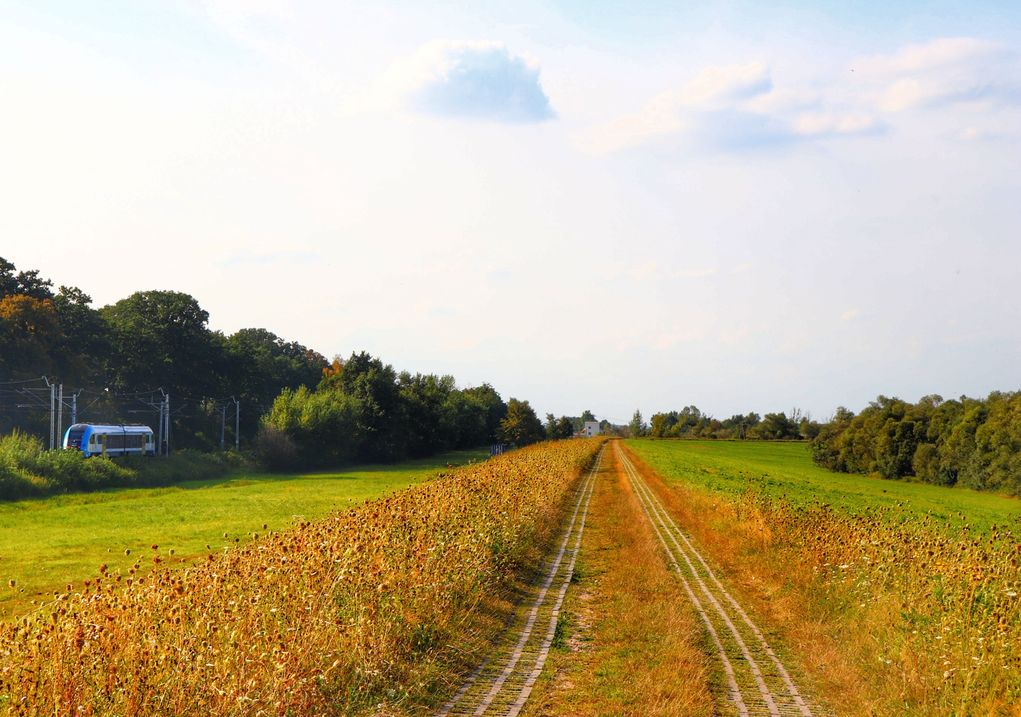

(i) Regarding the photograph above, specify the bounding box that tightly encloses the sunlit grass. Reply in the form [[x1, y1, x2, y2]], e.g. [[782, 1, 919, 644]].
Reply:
[[0, 449, 487, 619], [628, 439, 1021, 533], [625, 440, 1021, 715]]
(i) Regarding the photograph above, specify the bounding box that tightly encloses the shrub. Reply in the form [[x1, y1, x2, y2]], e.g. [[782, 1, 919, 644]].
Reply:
[[0, 431, 241, 501], [252, 423, 300, 471]]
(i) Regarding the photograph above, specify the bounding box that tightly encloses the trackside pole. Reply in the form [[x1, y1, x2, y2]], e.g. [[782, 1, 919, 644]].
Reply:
[[56, 384, 63, 448], [45, 378, 55, 450]]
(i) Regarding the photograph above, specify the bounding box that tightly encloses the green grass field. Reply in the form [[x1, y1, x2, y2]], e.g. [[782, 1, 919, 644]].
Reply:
[[0, 449, 487, 619], [625, 439, 1021, 534]]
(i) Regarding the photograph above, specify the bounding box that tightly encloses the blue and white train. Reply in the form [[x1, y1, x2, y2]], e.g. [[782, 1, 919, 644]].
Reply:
[[62, 423, 156, 457]]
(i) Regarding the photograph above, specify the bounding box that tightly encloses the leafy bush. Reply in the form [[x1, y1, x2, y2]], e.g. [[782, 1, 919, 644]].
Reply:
[[252, 424, 299, 471], [33, 448, 132, 492]]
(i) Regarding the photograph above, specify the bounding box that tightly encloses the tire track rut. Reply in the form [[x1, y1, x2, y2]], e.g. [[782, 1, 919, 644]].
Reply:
[[617, 442, 820, 717], [437, 445, 604, 717]]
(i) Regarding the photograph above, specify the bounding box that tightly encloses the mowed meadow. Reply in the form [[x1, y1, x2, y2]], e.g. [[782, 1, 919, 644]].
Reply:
[[632, 440, 1021, 533], [0, 449, 487, 620], [626, 439, 1021, 715], [0, 439, 603, 715]]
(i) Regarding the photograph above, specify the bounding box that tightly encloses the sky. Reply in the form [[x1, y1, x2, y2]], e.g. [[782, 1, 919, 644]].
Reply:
[[1, 0, 1019, 424]]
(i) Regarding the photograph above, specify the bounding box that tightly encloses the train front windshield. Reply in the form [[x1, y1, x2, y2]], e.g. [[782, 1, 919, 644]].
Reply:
[[66, 427, 86, 449]]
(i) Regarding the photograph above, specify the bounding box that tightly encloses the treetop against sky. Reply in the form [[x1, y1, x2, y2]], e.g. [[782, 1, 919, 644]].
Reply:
[[1, 0, 1019, 422]]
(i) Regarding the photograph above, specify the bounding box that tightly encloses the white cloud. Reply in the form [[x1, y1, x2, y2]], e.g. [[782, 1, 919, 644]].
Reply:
[[680, 62, 772, 109], [856, 37, 1003, 76], [841, 308, 861, 321], [576, 36, 1021, 155], [744, 88, 820, 114], [854, 37, 1021, 112], [575, 62, 773, 153], [391, 41, 554, 123]]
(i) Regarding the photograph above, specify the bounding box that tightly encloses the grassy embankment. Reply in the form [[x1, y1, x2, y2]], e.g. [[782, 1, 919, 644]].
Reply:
[[0, 448, 487, 619], [627, 439, 1021, 716], [0, 439, 601, 716]]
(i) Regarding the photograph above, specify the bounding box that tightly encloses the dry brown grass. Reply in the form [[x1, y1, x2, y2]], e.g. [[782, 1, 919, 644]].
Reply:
[[523, 444, 713, 717], [0, 439, 603, 716], [622, 445, 1021, 717]]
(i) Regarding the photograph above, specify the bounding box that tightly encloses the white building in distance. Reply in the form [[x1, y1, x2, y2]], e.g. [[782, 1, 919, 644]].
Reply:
[[580, 421, 601, 437]]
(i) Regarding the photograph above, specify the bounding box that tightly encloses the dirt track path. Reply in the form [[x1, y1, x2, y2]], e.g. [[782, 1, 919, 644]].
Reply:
[[436, 446, 604, 717], [616, 442, 822, 717]]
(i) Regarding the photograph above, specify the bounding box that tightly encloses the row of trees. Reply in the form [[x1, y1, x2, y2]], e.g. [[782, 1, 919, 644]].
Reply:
[[0, 257, 525, 461], [639, 406, 820, 440], [1, 256, 328, 448], [262, 352, 514, 467], [262, 356, 602, 467], [810, 393, 1021, 494]]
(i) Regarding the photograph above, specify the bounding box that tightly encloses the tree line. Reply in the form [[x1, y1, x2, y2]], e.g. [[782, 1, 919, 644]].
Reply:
[[640, 406, 820, 440], [0, 257, 532, 464], [261, 359, 604, 468], [260, 352, 514, 467], [810, 393, 1021, 494], [0, 256, 327, 448]]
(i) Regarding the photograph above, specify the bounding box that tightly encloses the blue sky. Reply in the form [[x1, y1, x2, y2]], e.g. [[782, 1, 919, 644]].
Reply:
[[1, 0, 1019, 424]]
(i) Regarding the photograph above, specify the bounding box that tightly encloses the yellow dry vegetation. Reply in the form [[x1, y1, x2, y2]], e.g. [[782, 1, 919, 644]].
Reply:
[[0, 439, 603, 716], [623, 446, 1021, 716]]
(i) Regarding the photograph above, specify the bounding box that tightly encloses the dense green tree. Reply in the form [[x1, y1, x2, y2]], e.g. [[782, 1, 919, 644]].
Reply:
[[750, 412, 801, 440], [650, 411, 676, 437], [499, 398, 544, 446], [0, 295, 61, 378], [51, 287, 111, 385], [320, 351, 408, 461], [264, 386, 364, 465], [400, 372, 458, 458], [224, 328, 327, 438], [545, 413, 574, 440], [628, 410, 647, 438], [0, 258, 518, 462], [101, 291, 224, 399], [0, 258, 53, 300], [811, 392, 1021, 495]]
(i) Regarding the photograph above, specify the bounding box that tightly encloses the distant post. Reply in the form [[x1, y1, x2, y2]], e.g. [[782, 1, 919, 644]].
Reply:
[[56, 384, 63, 448], [43, 377, 55, 450]]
